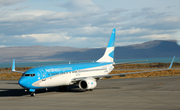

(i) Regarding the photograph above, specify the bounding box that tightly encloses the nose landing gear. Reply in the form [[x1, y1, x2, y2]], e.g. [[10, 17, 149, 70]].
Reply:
[[30, 92, 35, 97], [29, 89, 36, 97]]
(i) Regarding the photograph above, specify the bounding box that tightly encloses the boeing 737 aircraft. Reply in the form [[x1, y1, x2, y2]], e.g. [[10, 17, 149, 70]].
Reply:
[[12, 28, 175, 96]]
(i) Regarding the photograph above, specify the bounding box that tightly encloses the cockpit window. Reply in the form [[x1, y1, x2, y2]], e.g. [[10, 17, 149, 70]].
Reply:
[[23, 74, 35, 77]]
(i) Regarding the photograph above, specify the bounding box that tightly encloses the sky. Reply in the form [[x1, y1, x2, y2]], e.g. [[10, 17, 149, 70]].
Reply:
[[0, 0, 180, 48]]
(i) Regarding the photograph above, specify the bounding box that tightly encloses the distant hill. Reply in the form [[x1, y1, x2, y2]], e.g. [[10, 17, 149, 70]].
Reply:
[[115, 40, 180, 59], [48, 40, 180, 61], [0, 40, 180, 63], [0, 46, 87, 63]]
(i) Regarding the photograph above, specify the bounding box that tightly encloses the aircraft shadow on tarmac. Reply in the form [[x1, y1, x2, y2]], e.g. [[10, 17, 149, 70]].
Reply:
[[7, 83, 20, 85], [0, 89, 29, 97], [0, 86, 85, 97]]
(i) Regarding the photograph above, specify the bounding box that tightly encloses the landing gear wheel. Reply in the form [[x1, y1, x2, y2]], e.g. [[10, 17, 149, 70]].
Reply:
[[89, 89, 93, 91], [59, 86, 67, 92], [30, 92, 35, 97]]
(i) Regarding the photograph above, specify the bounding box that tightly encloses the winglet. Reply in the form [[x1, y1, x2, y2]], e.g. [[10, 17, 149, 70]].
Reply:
[[11, 59, 24, 73], [12, 59, 16, 71], [168, 56, 175, 69]]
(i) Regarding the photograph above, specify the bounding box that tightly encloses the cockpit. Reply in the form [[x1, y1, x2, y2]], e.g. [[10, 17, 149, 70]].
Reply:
[[22, 73, 35, 77]]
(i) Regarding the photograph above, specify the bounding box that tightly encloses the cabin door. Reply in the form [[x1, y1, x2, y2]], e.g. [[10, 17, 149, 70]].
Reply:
[[40, 69, 46, 81]]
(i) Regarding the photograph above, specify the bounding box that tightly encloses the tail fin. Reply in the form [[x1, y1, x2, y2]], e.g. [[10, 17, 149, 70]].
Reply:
[[96, 28, 116, 62]]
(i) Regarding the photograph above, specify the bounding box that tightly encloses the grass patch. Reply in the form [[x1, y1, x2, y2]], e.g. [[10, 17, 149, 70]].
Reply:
[[108, 69, 180, 79]]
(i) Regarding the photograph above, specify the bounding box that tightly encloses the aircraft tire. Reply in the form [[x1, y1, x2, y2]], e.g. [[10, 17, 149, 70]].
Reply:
[[30, 92, 35, 97]]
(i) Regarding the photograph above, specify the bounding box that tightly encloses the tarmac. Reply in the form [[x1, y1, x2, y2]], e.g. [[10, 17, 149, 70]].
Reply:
[[0, 76, 180, 110]]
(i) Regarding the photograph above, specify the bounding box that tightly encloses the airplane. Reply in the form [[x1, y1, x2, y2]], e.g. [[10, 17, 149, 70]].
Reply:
[[12, 28, 175, 97]]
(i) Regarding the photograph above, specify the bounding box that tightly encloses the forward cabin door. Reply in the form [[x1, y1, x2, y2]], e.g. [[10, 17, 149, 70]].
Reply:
[[40, 69, 46, 81]]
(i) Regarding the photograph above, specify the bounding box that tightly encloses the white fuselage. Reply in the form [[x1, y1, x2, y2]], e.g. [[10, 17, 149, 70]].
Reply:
[[32, 64, 114, 87]]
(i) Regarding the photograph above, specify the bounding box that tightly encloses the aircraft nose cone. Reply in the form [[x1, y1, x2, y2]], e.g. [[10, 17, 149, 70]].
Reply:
[[18, 78, 26, 88]]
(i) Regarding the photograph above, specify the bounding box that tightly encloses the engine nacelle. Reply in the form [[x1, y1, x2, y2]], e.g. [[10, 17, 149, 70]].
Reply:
[[79, 78, 97, 90]]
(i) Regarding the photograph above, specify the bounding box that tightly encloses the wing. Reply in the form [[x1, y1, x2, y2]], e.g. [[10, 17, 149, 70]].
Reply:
[[71, 56, 175, 82], [113, 60, 148, 65]]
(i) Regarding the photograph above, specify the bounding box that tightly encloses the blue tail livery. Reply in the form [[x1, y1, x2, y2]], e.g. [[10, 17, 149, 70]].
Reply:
[[12, 29, 175, 96]]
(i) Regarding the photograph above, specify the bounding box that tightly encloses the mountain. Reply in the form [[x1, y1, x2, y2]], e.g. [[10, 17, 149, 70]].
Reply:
[[0, 40, 180, 63], [115, 40, 180, 59], [48, 40, 180, 61], [0, 46, 88, 63]]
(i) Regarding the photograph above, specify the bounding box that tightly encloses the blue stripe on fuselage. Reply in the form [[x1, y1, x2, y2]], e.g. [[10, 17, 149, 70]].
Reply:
[[31, 62, 113, 74]]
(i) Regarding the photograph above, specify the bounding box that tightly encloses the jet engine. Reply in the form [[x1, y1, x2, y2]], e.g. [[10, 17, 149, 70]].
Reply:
[[79, 78, 97, 90]]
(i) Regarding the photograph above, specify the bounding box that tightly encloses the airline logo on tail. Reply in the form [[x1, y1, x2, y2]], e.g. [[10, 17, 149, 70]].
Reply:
[[97, 28, 116, 62]]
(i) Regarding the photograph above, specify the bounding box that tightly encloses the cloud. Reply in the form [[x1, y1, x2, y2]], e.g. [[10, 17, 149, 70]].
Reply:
[[117, 28, 149, 35], [0, 0, 180, 47], [108, 8, 128, 15], [0, 34, 36, 46], [58, 0, 100, 12], [14, 6, 29, 11], [131, 7, 167, 19], [18, 33, 71, 43], [0, 0, 26, 7], [0, 45, 8, 48], [140, 34, 172, 40], [167, 5, 176, 9], [174, 30, 180, 45], [12, 32, 109, 47]]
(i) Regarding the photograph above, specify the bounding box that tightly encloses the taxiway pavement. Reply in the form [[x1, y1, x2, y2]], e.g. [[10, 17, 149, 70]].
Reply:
[[0, 76, 180, 110]]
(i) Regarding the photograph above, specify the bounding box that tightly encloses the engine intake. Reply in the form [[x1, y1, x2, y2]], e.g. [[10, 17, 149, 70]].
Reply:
[[79, 78, 97, 90]]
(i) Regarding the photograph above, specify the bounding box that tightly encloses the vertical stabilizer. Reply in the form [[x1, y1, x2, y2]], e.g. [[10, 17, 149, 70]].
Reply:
[[96, 28, 116, 62]]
